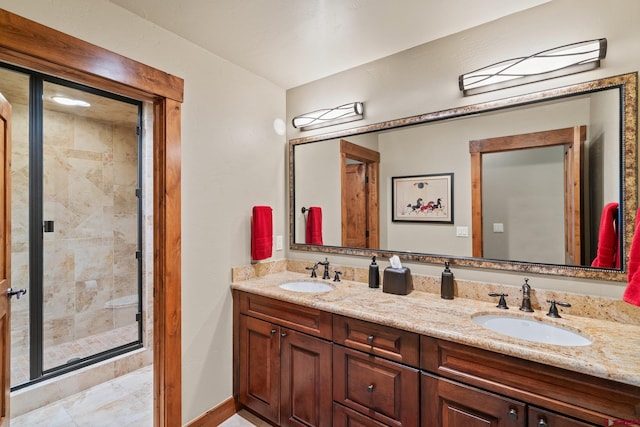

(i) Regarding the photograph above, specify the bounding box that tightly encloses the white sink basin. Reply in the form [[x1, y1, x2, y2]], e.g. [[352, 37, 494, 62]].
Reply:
[[472, 314, 592, 346], [279, 281, 334, 293]]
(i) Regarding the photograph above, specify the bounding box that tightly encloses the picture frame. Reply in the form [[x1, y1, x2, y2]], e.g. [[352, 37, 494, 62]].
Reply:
[[392, 173, 454, 223]]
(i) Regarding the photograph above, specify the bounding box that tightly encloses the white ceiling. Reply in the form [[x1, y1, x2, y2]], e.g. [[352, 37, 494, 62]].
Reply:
[[108, 0, 550, 89]]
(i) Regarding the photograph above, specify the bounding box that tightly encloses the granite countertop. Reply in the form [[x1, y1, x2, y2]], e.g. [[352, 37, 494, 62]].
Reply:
[[231, 271, 640, 388]]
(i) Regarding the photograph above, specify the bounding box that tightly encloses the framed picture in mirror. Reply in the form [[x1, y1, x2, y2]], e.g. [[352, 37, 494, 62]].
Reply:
[[392, 173, 454, 223]]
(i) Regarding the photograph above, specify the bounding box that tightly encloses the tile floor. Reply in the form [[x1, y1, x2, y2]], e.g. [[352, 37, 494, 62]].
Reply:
[[11, 364, 152, 427], [11, 363, 265, 427]]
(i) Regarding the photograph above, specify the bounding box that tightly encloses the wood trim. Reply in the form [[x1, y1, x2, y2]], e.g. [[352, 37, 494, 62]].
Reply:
[[0, 9, 183, 102], [185, 397, 237, 427], [469, 126, 585, 262], [0, 9, 183, 427], [154, 99, 183, 426], [340, 139, 380, 249]]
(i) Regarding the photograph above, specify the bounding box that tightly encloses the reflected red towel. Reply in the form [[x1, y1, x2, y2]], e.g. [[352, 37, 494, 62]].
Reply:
[[624, 208, 640, 306], [251, 206, 272, 261], [591, 202, 620, 268], [305, 207, 323, 245]]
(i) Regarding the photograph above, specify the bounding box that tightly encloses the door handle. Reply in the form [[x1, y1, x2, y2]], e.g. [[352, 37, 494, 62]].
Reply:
[[7, 288, 27, 300]]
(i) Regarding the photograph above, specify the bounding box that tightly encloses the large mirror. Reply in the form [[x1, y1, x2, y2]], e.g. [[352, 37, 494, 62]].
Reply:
[[290, 73, 637, 281]]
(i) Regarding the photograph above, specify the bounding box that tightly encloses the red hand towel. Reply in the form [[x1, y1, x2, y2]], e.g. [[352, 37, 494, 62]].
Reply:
[[624, 208, 640, 306], [305, 207, 323, 245], [591, 202, 620, 268], [251, 206, 272, 261]]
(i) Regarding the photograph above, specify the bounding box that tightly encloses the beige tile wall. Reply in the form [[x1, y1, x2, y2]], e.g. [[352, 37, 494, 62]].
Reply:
[[10, 101, 143, 378]]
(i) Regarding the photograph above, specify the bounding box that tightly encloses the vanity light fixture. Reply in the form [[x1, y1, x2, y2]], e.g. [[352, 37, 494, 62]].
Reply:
[[459, 38, 607, 96], [292, 101, 364, 131], [52, 95, 91, 107]]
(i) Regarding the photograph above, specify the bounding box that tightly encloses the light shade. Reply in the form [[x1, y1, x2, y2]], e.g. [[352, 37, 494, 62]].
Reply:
[[292, 102, 364, 131], [459, 38, 607, 96]]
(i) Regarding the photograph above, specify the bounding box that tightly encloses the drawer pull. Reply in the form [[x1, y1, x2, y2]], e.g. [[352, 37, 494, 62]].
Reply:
[[367, 335, 374, 344], [537, 419, 548, 427], [508, 408, 518, 420], [367, 384, 375, 392]]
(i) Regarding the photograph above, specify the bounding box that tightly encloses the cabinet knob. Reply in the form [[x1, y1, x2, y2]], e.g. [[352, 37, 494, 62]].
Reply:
[[367, 384, 375, 392], [270, 329, 277, 335], [281, 332, 287, 337], [537, 418, 548, 427], [508, 408, 518, 420], [367, 335, 374, 344]]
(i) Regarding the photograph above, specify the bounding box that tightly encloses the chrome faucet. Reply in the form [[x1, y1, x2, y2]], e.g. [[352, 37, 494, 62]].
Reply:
[[318, 258, 330, 280], [519, 278, 534, 312]]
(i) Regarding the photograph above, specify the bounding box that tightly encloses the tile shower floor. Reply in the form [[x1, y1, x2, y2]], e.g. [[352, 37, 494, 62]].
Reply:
[[12, 323, 139, 386], [12, 362, 265, 427]]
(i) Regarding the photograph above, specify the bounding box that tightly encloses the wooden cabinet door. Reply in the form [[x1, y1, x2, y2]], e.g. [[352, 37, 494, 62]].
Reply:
[[280, 328, 332, 427], [238, 315, 280, 424], [422, 373, 526, 427], [529, 406, 598, 427]]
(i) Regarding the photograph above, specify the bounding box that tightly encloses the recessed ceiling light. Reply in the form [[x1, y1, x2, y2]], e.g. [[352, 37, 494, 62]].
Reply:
[[52, 96, 91, 107]]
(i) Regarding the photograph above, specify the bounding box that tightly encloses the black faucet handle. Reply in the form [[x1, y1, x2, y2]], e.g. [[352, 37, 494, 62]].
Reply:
[[489, 292, 509, 309], [546, 299, 571, 318], [333, 271, 342, 282], [305, 263, 319, 278]]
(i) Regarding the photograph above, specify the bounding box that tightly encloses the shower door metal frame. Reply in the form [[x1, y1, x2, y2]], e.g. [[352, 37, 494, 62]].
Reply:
[[2, 63, 145, 389]]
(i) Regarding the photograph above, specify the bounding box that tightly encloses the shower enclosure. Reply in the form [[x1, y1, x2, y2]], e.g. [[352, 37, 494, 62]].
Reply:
[[0, 64, 143, 389]]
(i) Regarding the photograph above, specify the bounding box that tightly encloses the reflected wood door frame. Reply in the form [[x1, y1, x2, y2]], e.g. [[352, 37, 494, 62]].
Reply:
[[469, 126, 586, 264], [0, 9, 183, 426], [340, 139, 380, 249]]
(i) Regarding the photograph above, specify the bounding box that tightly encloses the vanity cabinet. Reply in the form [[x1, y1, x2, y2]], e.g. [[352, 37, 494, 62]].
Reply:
[[420, 336, 640, 426], [333, 315, 420, 427], [235, 291, 333, 426], [234, 291, 640, 427]]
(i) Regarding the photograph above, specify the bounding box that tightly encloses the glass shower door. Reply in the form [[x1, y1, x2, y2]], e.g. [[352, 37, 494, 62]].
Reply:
[[41, 81, 141, 372]]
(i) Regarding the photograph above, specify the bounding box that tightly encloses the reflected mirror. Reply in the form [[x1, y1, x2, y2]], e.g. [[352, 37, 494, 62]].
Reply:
[[290, 73, 637, 281]]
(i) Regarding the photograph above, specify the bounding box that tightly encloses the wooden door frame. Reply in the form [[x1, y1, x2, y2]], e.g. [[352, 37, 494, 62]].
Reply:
[[340, 139, 380, 249], [0, 9, 183, 426], [469, 126, 585, 264]]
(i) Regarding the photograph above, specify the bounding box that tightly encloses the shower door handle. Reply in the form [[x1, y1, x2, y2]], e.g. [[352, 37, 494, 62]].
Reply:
[[43, 220, 54, 233], [7, 288, 27, 300]]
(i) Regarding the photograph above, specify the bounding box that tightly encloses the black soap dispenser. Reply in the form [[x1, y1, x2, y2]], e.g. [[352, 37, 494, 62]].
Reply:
[[368, 256, 380, 288], [441, 261, 454, 299]]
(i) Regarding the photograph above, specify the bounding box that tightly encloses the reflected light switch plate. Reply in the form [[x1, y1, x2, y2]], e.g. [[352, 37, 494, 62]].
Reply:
[[493, 223, 504, 233], [275, 235, 283, 251], [456, 226, 469, 237]]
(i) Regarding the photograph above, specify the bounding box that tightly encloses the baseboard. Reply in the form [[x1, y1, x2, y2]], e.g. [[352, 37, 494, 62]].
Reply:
[[185, 397, 237, 427]]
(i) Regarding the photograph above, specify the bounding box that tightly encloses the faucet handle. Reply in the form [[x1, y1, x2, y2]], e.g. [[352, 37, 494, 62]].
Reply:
[[305, 263, 319, 278], [333, 271, 342, 282], [489, 292, 509, 309], [546, 299, 571, 318]]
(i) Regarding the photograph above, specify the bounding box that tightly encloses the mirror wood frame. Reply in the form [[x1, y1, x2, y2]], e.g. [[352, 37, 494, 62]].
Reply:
[[289, 72, 637, 281]]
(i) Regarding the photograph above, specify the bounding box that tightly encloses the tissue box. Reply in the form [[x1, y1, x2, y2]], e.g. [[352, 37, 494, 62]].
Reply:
[[383, 267, 413, 295]]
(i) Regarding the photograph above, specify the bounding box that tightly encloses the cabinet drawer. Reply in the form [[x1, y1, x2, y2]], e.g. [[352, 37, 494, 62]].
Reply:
[[529, 406, 598, 427], [237, 291, 332, 339], [333, 315, 419, 367], [333, 345, 419, 427], [333, 403, 389, 427], [421, 373, 526, 427]]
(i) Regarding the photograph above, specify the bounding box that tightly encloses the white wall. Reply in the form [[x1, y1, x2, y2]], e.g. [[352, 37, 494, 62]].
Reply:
[[286, 0, 640, 298], [0, 0, 286, 423]]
